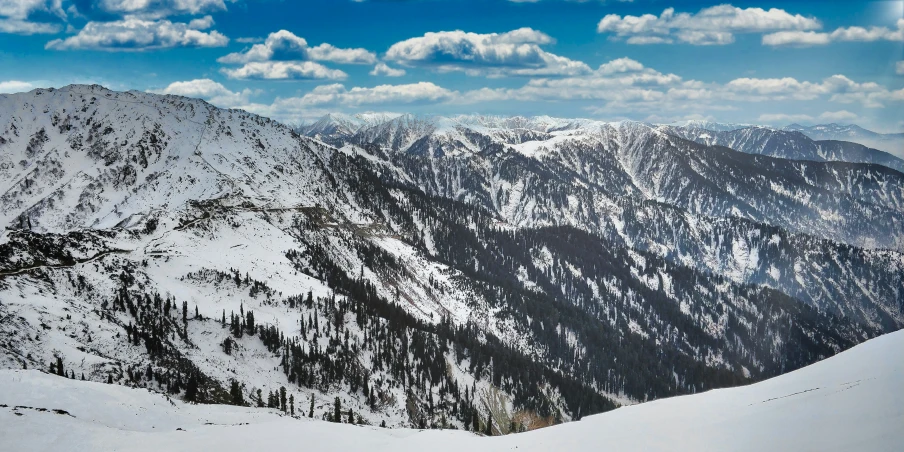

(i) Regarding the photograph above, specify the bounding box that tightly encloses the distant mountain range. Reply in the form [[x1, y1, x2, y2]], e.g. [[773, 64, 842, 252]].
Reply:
[[782, 123, 904, 158]]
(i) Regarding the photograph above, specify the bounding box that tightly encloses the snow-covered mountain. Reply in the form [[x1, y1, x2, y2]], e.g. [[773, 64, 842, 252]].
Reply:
[[0, 86, 901, 434], [783, 123, 904, 158], [660, 124, 904, 173], [2, 328, 901, 451]]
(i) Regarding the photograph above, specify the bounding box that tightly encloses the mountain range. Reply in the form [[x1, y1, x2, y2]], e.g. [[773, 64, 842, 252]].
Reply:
[[0, 85, 901, 433]]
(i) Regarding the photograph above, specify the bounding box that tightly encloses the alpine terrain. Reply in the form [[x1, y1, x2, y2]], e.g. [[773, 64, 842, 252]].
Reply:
[[0, 85, 901, 441]]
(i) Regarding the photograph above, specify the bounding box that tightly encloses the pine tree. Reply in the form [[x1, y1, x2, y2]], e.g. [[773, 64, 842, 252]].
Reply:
[[257, 389, 264, 407], [280, 386, 287, 413], [230, 380, 244, 406], [185, 373, 199, 403], [289, 394, 295, 416], [246, 311, 255, 335], [309, 393, 315, 418], [484, 416, 493, 436], [333, 397, 341, 423], [56, 356, 64, 377]]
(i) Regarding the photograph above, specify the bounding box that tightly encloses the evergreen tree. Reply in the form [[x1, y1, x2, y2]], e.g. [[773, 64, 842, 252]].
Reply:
[[55, 356, 64, 377], [280, 386, 287, 413], [484, 416, 493, 436], [246, 311, 255, 335], [333, 397, 341, 423], [289, 394, 295, 416], [230, 380, 244, 406], [184, 373, 199, 403], [309, 393, 315, 418]]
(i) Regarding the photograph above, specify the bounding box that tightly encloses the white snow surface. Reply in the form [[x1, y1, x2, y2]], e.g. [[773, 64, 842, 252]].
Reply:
[[2, 329, 902, 452]]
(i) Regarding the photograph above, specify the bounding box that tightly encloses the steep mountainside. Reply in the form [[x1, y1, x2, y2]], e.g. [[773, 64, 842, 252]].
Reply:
[[309, 115, 904, 327], [0, 87, 900, 432]]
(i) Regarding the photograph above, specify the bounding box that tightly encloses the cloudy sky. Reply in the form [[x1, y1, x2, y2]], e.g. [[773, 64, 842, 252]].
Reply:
[[0, 0, 902, 130]]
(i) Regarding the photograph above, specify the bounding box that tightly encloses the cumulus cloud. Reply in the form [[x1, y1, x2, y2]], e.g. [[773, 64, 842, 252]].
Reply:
[[384, 28, 590, 77], [723, 75, 894, 107], [370, 62, 406, 77], [723, 75, 891, 107], [818, 110, 858, 121], [45, 17, 228, 50], [597, 4, 820, 45], [71, 0, 229, 19], [757, 110, 860, 126], [221, 61, 347, 80], [218, 30, 376, 65], [295, 82, 455, 106], [0, 0, 64, 34], [217, 30, 374, 80], [239, 82, 455, 124], [763, 19, 904, 46], [757, 113, 814, 123], [0, 80, 37, 93], [463, 57, 683, 105], [445, 57, 904, 122], [152, 78, 256, 107]]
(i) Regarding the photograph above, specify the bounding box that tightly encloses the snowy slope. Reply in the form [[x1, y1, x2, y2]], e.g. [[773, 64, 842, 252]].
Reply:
[[1, 86, 901, 433], [1, 329, 901, 452]]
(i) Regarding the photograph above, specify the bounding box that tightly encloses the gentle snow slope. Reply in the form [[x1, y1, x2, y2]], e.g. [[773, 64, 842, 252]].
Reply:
[[2, 330, 902, 452]]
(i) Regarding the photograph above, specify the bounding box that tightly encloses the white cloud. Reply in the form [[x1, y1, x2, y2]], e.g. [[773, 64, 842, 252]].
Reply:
[[221, 61, 347, 80], [897, 61, 904, 75], [239, 82, 455, 124], [723, 75, 887, 106], [218, 30, 376, 65], [762, 31, 831, 46], [0, 18, 60, 34], [45, 18, 228, 51], [188, 15, 214, 30], [74, 0, 228, 19], [385, 28, 590, 77], [476, 57, 683, 104], [446, 58, 904, 120], [763, 19, 904, 46], [152, 78, 256, 107], [757, 110, 859, 126], [0, 80, 37, 93], [818, 110, 858, 122], [295, 82, 455, 106], [370, 62, 406, 77], [598, 4, 820, 45], [757, 113, 814, 123], [308, 43, 376, 65], [0, 0, 63, 34]]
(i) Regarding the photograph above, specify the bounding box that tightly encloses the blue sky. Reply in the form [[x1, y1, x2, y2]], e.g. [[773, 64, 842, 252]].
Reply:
[[0, 0, 902, 131]]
